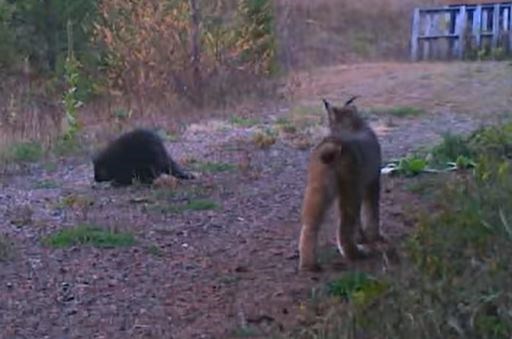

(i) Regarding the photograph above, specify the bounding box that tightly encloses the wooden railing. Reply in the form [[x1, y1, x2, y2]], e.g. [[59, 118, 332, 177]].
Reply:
[[411, 2, 512, 60]]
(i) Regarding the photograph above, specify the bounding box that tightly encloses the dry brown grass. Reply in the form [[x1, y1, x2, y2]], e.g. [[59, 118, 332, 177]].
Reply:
[[0, 76, 64, 153], [275, 0, 440, 70]]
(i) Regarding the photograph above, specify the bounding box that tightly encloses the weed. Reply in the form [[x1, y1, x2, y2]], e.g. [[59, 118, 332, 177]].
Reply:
[[52, 135, 82, 157], [43, 161, 58, 172], [394, 155, 427, 177], [230, 116, 259, 127], [57, 194, 94, 209], [191, 161, 236, 173], [43, 224, 135, 249], [0, 234, 14, 261], [429, 132, 473, 167], [283, 123, 512, 339], [112, 107, 132, 120], [370, 106, 426, 118], [252, 128, 277, 149], [155, 198, 219, 214], [2, 141, 43, 163], [34, 179, 59, 189], [147, 244, 163, 257], [276, 117, 297, 134], [231, 325, 260, 337], [405, 175, 444, 198], [183, 199, 219, 211], [328, 272, 388, 307]]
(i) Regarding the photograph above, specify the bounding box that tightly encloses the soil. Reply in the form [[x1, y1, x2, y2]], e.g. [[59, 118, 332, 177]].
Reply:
[[0, 61, 510, 339]]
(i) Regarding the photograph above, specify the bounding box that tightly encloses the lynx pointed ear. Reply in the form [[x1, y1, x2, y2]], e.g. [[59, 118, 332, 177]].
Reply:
[[344, 95, 359, 106], [322, 98, 331, 111]]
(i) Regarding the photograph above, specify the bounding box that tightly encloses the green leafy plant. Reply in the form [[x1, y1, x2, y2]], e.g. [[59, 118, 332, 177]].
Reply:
[[429, 132, 474, 167], [61, 20, 82, 141], [328, 271, 387, 307], [396, 156, 427, 177]]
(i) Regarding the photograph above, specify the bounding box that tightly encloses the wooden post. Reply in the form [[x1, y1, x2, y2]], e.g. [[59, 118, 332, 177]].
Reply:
[[509, 4, 512, 53], [473, 5, 482, 50], [455, 5, 467, 58], [492, 4, 500, 49], [424, 14, 433, 59], [411, 8, 421, 61], [503, 7, 509, 31], [482, 8, 488, 33]]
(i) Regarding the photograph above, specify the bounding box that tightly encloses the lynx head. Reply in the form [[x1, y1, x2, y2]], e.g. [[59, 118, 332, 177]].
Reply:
[[323, 97, 364, 133]]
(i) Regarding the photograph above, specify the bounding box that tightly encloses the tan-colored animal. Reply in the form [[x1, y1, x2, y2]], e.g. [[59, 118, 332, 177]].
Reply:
[[298, 99, 384, 271], [323, 96, 364, 134]]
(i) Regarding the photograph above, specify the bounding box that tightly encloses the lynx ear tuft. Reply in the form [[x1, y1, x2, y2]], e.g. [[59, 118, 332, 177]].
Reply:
[[344, 95, 359, 106], [322, 98, 331, 111]]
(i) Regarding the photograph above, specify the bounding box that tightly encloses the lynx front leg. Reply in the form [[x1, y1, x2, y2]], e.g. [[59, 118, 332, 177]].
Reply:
[[361, 178, 386, 244], [337, 192, 369, 261], [299, 184, 335, 272]]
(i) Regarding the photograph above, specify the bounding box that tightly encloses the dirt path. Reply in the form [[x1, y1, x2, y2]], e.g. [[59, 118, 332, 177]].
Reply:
[[0, 61, 509, 338]]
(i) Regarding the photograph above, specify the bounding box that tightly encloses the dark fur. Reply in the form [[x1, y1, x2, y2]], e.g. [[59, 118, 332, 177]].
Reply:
[[93, 128, 194, 186]]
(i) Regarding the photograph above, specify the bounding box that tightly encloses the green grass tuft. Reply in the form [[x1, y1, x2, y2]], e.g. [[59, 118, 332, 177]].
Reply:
[[370, 106, 426, 118], [43, 224, 135, 249], [192, 161, 236, 173], [230, 116, 259, 127], [3, 141, 44, 163], [0, 235, 14, 261], [34, 179, 59, 189], [182, 199, 219, 211]]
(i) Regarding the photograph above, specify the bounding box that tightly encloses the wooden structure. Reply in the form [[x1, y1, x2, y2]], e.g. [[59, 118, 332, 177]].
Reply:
[[411, 1, 512, 60]]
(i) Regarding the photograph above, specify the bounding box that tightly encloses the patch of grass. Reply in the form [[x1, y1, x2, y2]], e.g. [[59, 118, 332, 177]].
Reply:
[[2, 141, 44, 163], [405, 175, 445, 199], [191, 161, 236, 173], [43, 161, 58, 173], [182, 199, 219, 211], [112, 107, 133, 120], [230, 116, 259, 127], [57, 194, 94, 209], [0, 235, 14, 261], [152, 188, 178, 201], [328, 272, 388, 306], [275, 117, 297, 134], [284, 123, 512, 339], [43, 224, 135, 249], [34, 179, 59, 189], [370, 106, 426, 118], [287, 104, 322, 129], [252, 128, 277, 149], [429, 132, 473, 167], [146, 244, 163, 257], [52, 135, 82, 157], [155, 128, 179, 142], [154, 198, 220, 214], [231, 326, 261, 337], [391, 155, 427, 177]]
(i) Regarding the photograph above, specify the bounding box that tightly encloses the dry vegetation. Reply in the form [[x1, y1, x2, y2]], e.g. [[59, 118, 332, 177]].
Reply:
[[2, 0, 512, 338]]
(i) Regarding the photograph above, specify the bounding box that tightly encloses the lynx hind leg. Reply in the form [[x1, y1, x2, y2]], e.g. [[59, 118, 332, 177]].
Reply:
[[337, 192, 370, 261], [361, 178, 386, 244], [299, 184, 336, 272]]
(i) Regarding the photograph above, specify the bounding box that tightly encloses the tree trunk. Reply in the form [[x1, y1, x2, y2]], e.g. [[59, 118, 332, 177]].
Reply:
[[189, 0, 203, 107]]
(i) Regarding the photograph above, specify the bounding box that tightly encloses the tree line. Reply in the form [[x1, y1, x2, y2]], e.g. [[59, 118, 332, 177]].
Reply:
[[0, 0, 276, 106]]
